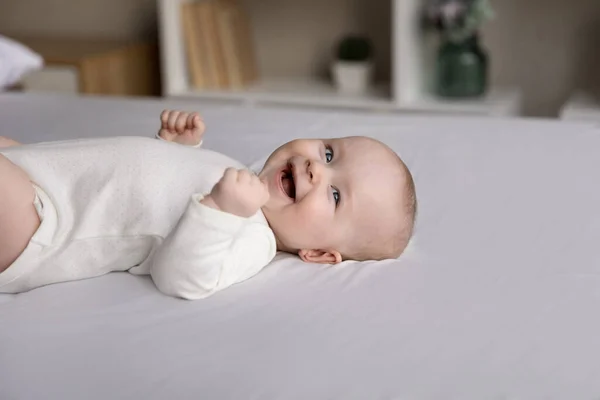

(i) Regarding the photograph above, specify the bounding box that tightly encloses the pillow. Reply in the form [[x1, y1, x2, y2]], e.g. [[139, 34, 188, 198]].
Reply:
[[0, 35, 43, 90]]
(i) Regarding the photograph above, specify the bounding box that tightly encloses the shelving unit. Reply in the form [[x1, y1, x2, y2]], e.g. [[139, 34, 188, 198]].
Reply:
[[13, 36, 159, 96], [560, 92, 600, 123], [158, 0, 522, 117], [173, 77, 392, 109]]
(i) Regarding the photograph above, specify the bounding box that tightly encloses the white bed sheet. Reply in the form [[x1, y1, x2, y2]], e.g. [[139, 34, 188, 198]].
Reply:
[[1, 93, 600, 399]]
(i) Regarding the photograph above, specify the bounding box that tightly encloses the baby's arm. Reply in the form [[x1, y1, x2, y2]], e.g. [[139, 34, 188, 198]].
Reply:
[[156, 110, 205, 147], [149, 168, 274, 300], [149, 194, 276, 300]]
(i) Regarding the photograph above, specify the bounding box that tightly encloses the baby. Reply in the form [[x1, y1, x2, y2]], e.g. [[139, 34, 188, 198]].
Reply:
[[0, 109, 417, 299]]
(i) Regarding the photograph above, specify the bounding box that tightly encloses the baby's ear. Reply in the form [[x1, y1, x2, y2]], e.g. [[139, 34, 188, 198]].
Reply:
[[298, 249, 342, 264]]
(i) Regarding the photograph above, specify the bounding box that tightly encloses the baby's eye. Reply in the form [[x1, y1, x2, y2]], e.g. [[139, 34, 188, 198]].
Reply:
[[332, 187, 340, 207], [325, 146, 334, 163]]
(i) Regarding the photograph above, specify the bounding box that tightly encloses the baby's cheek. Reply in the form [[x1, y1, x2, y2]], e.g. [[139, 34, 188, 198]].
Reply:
[[276, 208, 330, 250], [297, 204, 331, 237]]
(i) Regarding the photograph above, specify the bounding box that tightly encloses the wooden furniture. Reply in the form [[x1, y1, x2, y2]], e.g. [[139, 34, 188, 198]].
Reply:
[[158, 0, 522, 116], [14, 36, 160, 96]]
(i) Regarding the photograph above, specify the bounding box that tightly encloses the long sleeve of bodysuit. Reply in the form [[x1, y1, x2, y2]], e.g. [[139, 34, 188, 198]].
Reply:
[[150, 194, 277, 300]]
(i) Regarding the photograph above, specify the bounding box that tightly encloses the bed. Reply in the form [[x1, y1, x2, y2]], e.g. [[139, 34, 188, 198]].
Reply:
[[1, 92, 600, 399]]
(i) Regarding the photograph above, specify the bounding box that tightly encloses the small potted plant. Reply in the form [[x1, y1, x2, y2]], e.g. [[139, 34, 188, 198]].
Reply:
[[331, 35, 373, 95], [423, 0, 494, 98]]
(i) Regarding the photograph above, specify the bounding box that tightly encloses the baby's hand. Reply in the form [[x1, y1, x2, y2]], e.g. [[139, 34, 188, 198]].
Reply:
[[203, 168, 270, 218], [158, 110, 205, 147]]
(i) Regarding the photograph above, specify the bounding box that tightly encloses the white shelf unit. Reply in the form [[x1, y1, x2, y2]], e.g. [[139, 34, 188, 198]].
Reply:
[[559, 92, 600, 124], [174, 77, 393, 110], [158, 0, 522, 117]]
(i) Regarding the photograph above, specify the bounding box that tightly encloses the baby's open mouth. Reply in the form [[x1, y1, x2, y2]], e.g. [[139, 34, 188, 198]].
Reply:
[[281, 164, 296, 200]]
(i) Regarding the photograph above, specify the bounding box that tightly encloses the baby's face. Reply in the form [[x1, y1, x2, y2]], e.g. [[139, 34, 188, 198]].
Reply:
[[259, 136, 408, 263]]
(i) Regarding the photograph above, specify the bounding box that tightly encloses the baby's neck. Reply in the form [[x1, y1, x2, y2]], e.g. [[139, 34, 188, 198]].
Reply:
[[262, 211, 292, 253]]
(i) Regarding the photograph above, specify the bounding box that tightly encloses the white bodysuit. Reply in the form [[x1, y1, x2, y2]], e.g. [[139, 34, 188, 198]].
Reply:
[[0, 136, 277, 299]]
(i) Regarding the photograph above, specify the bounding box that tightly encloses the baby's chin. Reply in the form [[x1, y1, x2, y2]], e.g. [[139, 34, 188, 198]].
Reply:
[[257, 162, 276, 180], [257, 168, 268, 179]]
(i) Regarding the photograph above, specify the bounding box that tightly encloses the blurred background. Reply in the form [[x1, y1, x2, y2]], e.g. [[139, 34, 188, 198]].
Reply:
[[1, 0, 599, 119]]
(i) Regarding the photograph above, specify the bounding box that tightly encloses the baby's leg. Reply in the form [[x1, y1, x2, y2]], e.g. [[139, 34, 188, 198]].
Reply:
[[0, 154, 40, 273], [0, 136, 21, 148]]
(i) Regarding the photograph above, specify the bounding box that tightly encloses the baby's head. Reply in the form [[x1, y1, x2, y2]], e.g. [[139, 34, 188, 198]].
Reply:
[[259, 136, 416, 263]]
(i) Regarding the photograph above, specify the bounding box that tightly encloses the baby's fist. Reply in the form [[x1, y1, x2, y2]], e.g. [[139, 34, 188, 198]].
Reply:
[[208, 168, 270, 218], [158, 110, 205, 147]]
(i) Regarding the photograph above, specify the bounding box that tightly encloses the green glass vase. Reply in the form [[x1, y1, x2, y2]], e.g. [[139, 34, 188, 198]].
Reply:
[[435, 34, 488, 98]]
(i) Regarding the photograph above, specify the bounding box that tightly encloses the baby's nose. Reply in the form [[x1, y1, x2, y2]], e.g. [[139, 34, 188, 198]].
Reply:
[[305, 159, 313, 181], [305, 158, 325, 183], [291, 156, 323, 184]]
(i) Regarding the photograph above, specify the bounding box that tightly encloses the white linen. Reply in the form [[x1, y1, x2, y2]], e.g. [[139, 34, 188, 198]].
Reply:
[[1, 93, 600, 400]]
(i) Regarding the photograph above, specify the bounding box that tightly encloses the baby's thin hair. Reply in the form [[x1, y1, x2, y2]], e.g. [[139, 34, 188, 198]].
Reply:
[[397, 163, 417, 256], [344, 152, 417, 261]]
